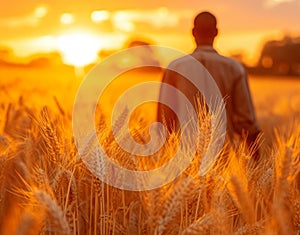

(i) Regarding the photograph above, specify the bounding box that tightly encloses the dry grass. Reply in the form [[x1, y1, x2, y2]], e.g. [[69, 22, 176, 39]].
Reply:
[[0, 73, 299, 235]]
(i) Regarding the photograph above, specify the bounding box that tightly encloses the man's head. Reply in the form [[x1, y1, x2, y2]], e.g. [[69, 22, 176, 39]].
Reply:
[[192, 11, 218, 46]]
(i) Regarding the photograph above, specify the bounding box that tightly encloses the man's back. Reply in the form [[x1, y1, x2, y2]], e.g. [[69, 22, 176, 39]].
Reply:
[[191, 46, 260, 140], [157, 11, 261, 149]]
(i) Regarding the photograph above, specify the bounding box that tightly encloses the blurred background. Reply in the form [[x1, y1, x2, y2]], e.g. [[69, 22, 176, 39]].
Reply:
[[0, 0, 299, 71]]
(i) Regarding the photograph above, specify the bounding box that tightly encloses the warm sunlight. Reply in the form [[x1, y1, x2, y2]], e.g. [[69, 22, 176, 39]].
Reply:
[[33, 5, 48, 18], [56, 33, 101, 67], [91, 10, 110, 23], [265, 0, 295, 7], [216, 30, 284, 66], [60, 13, 75, 25], [1, 1, 300, 234]]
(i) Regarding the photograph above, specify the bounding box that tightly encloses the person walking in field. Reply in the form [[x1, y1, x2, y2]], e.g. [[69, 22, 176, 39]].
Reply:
[[157, 11, 261, 159]]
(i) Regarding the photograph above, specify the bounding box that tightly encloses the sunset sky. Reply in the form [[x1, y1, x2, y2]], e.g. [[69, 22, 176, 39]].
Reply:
[[1, 0, 299, 66]]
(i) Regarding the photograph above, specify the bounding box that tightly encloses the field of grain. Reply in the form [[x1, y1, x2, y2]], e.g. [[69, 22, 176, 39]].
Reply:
[[0, 65, 299, 235]]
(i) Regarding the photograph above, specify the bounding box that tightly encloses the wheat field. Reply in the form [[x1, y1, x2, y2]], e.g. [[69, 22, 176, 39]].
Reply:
[[0, 66, 299, 235]]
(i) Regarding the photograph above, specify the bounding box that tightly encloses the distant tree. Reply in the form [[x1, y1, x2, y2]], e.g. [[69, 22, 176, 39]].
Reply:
[[123, 37, 161, 68], [0, 47, 12, 60], [96, 37, 161, 71], [258, 36, 300, 75], [125, 37, 154, 48]]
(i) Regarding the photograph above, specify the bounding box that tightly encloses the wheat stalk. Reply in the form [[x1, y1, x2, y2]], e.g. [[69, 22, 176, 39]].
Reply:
[[228, 175, 255, 225], [33, 189, 71, 235], [181, 213, 212, 235]]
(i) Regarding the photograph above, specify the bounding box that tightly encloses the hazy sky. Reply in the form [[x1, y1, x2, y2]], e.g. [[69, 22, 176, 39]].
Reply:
[[0, 0, 299, 65]]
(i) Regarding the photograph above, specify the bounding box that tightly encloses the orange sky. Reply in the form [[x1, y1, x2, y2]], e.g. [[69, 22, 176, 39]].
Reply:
[[0, 0, 299, 66]]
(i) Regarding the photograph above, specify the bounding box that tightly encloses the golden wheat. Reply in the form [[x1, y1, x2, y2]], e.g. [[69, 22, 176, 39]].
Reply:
[[0, 90, 299, 235]]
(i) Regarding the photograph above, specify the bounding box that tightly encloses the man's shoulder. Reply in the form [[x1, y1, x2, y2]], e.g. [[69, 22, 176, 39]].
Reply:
[[210, 53, 245, 74], [167, 54, 201, 70], [167, 51, 246, 77], [169, 54, 194, 66]]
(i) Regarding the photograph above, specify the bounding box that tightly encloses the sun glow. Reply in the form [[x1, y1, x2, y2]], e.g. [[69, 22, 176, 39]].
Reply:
[[34, 6, 48, 18], [56, 33, 101, 67], [60, 13, 75, 25], [265, 0, 295, 7], [91, 10, 110, 23]]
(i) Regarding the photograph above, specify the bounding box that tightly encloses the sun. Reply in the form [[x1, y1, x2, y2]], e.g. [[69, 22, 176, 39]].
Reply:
[[56, 32, 101, 67]]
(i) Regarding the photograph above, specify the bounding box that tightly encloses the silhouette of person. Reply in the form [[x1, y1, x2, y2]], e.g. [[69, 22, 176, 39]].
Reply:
[[157, 11, 261, 158]]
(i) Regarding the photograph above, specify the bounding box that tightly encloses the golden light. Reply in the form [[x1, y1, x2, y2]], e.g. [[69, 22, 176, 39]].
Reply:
[[60, 13, 75, 25], [265, 0, 294, 7], [151, 7, 178, 28], [91, 10, 110, 23], [56, 33, 101, 67], [272, 0, 294, 3], [116, 21, 135, 32], [111, 8, 179, 30], [216, 29, 282, 66], [112, 12, 135, 32], [34, 6, 48, 18], [261, 56, 273, 68]]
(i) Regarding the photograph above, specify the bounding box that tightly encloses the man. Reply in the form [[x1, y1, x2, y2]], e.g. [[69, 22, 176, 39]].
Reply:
[[157, 11, 261, 155]]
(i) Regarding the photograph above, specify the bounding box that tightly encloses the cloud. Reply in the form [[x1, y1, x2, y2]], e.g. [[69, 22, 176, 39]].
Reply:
[[91, 10, 111, 23], [264, 0, 296, 7], [0, 5, 48, 28], [60, 13, 75, 25], [111, 8, 191, 32]]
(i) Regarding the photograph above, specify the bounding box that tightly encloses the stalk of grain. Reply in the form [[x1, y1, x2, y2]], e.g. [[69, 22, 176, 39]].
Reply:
[[33, 189, 71, 235], [228, 175, 255, 225], [181, 213, 212, 235], [156, 176, 196, 234]]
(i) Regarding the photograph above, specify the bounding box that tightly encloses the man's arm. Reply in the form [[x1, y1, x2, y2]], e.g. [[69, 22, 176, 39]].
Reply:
[[157, 69, 179, 133], [231, 71, 261, 145]]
